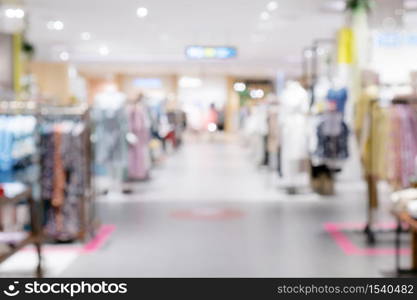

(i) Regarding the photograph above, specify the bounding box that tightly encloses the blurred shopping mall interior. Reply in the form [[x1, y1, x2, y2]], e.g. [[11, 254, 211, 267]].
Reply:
[[1, 0, 417, 277]]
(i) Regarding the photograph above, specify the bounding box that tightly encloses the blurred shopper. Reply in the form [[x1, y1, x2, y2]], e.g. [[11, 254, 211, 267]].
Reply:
[[206, 103, 219, 134]]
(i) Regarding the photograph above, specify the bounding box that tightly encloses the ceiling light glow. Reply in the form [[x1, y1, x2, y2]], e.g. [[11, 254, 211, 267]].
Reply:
[[250, 89, 265, 99], [99, 45, 110, 56], [136, 7, 148, 18], [81, 32, 91, 41], [4, 8, 25, 19], [260, 11, 270, 21], [14, 8, 24, 18], [59, 51, 69, 61], [47, 20, 64, 31], [233, 82, 246, 92], [266, 1, 278, 11]]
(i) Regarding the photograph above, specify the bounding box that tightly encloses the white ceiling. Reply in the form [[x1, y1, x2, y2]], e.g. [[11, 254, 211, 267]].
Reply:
[[21, 0, 346, 78]]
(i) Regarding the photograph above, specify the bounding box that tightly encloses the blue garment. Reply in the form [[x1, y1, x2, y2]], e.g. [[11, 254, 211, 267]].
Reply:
[[0, 116, 36, 182], [0, 119, 14, 172], [327, 88, 348, 114]]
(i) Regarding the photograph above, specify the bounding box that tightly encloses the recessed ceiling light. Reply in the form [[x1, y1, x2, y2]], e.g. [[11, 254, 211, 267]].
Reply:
[[14, 8, 24, 18], [47, 20, 64, 31], [4, 8, 25, 19], [59, 51, 69, 61], [250, 89, 265, 99], [136, 7, 148, 18], [54, 21, 64, 30], [233, 82, 246, 92], [260, 11, 270, 21], [81, 32, 91, 41], [5, 9, 15, 18], [266, 1, 278, 11], [99, 45, 110, 56]]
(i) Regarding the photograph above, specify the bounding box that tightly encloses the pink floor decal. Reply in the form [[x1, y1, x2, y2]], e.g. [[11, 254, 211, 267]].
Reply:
[[22, 225, 116, 254], [82, 224, 116, 253], [324, 222, 410, 256]]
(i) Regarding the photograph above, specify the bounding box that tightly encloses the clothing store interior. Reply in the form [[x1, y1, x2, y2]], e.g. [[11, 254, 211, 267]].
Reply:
[[1, 0, 417, 278]]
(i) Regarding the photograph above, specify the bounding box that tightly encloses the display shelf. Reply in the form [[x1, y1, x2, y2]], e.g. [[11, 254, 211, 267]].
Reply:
[[0, 185, 43, 277]]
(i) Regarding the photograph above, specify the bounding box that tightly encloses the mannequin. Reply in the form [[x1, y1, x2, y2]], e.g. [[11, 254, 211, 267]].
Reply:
[[310, 75, 349, 195], [127, 94, 151, 180], [94, 85, 126, 111], [93, 85, 129, 196], [327, 76, 348, 115], [279, 81, 309, 193]]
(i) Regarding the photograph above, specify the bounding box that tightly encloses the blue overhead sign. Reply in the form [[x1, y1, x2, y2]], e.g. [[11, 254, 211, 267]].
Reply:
[[185, 46, 237, 59], [133, 78, 162, 88], [375, 32, 417, 48]]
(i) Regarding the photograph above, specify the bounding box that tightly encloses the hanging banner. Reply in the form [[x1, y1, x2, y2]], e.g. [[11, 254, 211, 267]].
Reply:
[[337, 28, 354, 64]]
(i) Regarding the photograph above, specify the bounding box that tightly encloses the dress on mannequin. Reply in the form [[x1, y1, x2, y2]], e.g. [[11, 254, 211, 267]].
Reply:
[[279, 81, 309, 190], [128, 99, 151, 180], [93, 90, 129, 192]]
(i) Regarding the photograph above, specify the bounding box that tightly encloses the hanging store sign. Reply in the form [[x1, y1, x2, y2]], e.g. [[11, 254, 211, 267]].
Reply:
[[185, 46, 237, 59], [375, 32, 417, 48], [133, 78, 163, 88], [370, 31, 417, 84]]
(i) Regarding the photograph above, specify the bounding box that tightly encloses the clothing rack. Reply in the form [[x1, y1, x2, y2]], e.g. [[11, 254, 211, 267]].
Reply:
[[363, 96, 417, 243], [0, 100, 40, 193], [38, 104, 96, 242], [0, 100, 43, 276]]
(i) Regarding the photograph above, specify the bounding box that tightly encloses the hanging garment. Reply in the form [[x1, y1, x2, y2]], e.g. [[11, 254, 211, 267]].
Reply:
[[357, 100, 417, 189], [249, 104, 269, 165], [128, 104, 151, 180], [267, 108, 280, 155], [388, 104, 417, 189], [92, 106, 129, 181], [0, 116, 36, 183], [327, 88, 348, 115], [354, 89, 391, 180], [279, 81, 310, 187], [314, 117, 349, 162], [93, 91, 129, 181], [51, 125, 66, 208], [41, 120, 88, 242]]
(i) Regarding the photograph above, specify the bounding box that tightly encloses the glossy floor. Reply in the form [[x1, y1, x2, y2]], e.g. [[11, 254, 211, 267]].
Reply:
[[61, 134, 402, 277]]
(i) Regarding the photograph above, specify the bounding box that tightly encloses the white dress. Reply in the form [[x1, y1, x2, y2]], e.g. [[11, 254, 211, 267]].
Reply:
[[279, 82, 309, 188]]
